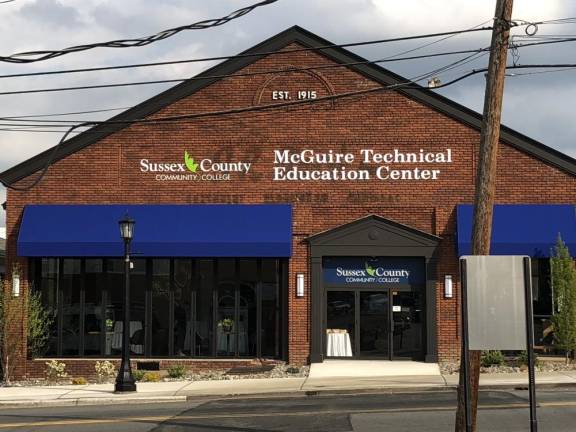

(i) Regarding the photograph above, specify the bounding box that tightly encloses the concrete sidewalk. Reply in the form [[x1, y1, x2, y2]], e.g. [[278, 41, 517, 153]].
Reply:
[[0, 370, 575, 408]]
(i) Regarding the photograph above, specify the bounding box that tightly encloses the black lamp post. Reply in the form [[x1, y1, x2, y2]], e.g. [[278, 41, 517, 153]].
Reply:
[[115, 214, 137, 392]]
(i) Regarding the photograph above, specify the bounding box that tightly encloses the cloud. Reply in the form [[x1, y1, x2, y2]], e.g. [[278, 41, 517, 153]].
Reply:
[[17, 0, 84, 29]]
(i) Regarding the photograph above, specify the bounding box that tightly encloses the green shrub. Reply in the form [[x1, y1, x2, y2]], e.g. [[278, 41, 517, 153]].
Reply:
[[71, 377, 88, 385], [167, 364, 187, 379], [0, 282, 21, 384], [142, 372, 161, 382], [132, 370, 146, 381], [517, 350, 540, 367], [481, 350, 505, 367], [551, 235, 576, 364], [27, 289, 54, 358]]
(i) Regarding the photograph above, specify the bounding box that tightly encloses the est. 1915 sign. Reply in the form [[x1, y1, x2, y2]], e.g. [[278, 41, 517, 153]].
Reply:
[[323, 257, 425, 285]]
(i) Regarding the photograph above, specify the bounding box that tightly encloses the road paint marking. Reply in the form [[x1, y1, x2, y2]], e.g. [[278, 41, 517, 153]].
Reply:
[[1, 402, 576, 428]]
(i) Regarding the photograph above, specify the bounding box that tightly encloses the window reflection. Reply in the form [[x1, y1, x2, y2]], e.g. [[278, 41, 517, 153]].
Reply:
[[106, 259, 125, 356], [217, 259, 236, 356], [61, 259, 81, 356], [261, 259, 280, 357], [151, 259, 170, 356], [85, 259, 104, 355], [173, 259, 192, 356], [39, 258, 58, 356], [130, 259, 146, 355], [196, 260, 213, 356], [32, 257, 284, 359], [239, 259, 257, 356]]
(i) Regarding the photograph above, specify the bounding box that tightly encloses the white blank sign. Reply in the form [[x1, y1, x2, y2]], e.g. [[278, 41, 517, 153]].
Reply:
[[462, 256, 528, 350]]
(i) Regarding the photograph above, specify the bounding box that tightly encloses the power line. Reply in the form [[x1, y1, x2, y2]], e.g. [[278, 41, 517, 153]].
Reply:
[[2, 61, 574, 132], [0, 47, 492, 97], [506, 66, 576, 76], [0, 107, 130, 119], [0, 27, 495, 80], [0, 16, 564, 80], [1, 29, 572, 100], [0, 0, 280, 64], [0, 20, 495, 125]]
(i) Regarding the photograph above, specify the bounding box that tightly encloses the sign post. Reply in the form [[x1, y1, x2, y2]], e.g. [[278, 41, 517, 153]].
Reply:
[[523, 257, 538, 432], [460, 256, 538, 432], [459, 259, 472, 432]]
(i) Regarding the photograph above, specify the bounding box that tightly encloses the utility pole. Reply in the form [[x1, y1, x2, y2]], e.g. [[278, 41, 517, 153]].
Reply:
[[454, 1, 514, 431]]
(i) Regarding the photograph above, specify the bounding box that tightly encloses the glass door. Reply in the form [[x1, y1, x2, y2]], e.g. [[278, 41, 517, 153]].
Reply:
[[391, 290, 423, 359], [325, 289, 423, 360], [359, 291, 389, 358], [326, 291, 355, 358]]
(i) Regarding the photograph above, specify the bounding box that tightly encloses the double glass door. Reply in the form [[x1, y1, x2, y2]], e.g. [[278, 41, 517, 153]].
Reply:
[[326, 289, 423, 360]]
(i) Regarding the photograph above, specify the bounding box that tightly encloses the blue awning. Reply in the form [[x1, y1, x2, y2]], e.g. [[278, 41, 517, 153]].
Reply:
[[456, 204, 576, 257], [18, 204, 292, 257]]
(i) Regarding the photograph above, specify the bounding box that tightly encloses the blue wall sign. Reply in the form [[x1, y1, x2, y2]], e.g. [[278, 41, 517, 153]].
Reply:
[[323, 257, 425, 285]]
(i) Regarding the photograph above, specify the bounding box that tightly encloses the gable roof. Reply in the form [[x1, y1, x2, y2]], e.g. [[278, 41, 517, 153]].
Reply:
[[307, 214, 441, 245], [2, 25, 576, 185]]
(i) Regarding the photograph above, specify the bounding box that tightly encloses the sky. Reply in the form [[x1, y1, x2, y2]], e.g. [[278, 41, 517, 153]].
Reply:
[[0, 0, 575, 228]]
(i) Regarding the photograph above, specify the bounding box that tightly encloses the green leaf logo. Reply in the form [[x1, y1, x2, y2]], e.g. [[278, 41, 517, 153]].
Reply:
[[365, 262, 376, 277], [184, 151, 198, 173]]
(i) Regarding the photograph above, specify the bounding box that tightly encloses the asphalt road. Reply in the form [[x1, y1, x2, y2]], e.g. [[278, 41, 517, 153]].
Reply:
[[0, 389, 575, 431]]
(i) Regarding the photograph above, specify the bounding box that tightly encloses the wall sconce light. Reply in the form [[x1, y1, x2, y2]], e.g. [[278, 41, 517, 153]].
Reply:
[[12, 273, 20, 297], [444, 275, 453, 299], [296, 273, 305, 298]]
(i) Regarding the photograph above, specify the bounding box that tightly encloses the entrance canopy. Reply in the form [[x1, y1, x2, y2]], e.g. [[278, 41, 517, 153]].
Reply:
[[18, 204, 292, 257], [456, 204, 576, 257]]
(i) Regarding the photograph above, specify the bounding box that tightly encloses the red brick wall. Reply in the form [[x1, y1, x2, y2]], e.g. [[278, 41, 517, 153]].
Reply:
[[5, 42, 576, 377]]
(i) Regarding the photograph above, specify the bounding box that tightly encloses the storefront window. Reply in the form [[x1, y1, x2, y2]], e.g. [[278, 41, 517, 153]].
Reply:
[[32, 257, 285, 359], [130, 259, 147, 356], [239, 259, 257, 357], [217, 259, 236, 356], [38, 258, 59, 356], [84, 259, 104, 355], [61, 259, 81, 356], [196, 259, 214, 356], [261, 259, 280, 357], [173, 259, 192, 356], [151, 259, 170, 356], [106, 259, 124, 356]]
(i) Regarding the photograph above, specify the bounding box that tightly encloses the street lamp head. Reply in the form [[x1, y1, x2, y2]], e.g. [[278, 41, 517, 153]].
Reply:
[[119, 214, 135, 240]]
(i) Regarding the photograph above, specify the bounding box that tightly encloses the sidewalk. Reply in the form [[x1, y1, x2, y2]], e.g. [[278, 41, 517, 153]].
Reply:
[[0, 370, 575, 408]]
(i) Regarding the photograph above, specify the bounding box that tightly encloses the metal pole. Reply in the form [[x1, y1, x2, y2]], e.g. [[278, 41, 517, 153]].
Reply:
[[115, 238, 136, 392], [460, 259, 472, 432], [523, 257, 537, 432]]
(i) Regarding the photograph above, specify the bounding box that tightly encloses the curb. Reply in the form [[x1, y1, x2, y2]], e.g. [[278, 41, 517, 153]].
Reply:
[[0, 396, 187, 409], [0, 382, 574, 409]]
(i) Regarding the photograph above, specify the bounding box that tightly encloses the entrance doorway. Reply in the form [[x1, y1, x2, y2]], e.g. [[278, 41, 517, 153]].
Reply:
[[325, 289, 423, 360]]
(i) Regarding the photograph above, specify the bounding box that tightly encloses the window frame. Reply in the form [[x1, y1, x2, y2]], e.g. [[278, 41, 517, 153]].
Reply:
[[30, 257, 287, 360]]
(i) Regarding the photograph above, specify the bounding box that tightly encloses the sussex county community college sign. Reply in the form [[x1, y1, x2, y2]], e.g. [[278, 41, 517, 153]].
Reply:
[[140, 152, 251, 182], [138, 147, 453, 182]]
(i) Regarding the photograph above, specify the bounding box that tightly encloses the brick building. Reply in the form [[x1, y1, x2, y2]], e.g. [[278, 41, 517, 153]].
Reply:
[[2, 27, 576, 379]]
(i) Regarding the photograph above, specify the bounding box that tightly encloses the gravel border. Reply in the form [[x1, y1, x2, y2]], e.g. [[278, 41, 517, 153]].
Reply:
[[440, 361, 576, 375], [0, 364, 310, 387]]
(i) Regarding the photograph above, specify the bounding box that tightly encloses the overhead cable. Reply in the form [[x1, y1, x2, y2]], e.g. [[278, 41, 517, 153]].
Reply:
[[0, 0, 281, 63], [0, 27, 495, 78]]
